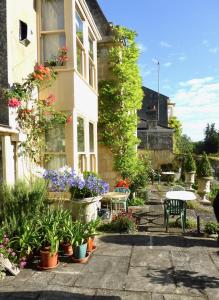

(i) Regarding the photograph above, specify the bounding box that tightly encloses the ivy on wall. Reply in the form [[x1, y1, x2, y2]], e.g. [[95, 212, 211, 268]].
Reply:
[[98, 26, 143, 178]]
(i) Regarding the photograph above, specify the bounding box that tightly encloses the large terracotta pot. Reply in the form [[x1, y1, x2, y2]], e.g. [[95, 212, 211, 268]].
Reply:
[[185, 171, 196, 190], [39, 248, 58, 269]]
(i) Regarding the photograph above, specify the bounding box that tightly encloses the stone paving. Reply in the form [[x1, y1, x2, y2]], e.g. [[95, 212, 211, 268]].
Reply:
[[1, 185, 219, 300]]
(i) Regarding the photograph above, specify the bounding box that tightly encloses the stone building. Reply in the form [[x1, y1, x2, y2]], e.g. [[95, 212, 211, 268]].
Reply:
[[138, 87, 174, 169], [0, 0, 101, 184]]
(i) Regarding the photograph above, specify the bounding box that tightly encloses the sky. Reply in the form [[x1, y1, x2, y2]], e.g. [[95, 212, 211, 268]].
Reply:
[[97, 0, 219, 141]]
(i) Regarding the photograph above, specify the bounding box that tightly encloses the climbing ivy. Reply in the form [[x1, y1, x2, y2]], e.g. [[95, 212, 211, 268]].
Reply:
[[98, 26, 143, 178]]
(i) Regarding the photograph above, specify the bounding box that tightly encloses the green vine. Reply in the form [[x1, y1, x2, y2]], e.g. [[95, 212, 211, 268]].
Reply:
[[3, 64, 70, 164], [98, 26, 143, 178]]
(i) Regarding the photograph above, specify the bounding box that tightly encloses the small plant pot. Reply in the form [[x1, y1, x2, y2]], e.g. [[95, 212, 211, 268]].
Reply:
[[73, 243, 87, 260], [87, 237, 96, 253], [62, 243, 73, 256], [39, 249, 58, 269]]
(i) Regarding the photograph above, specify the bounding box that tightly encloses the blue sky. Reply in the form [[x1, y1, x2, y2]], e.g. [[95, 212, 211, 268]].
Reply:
[[97, 0, 219, 141]]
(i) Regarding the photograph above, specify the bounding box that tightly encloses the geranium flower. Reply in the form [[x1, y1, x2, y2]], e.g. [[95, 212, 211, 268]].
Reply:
[[66, 115, 72, 123], [8, 97, 21, 108], [43, 94, 56, 106]]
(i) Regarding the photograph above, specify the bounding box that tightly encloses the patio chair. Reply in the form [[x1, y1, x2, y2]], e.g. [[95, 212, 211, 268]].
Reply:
[[113, 187, 130, 212], [164, 199, 187, 233], [170, 185, 185, 191]]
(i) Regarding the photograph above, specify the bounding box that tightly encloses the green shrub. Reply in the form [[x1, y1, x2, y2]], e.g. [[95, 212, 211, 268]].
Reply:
[[196, 152, 212, 178], [128, 197, 145, 206], [204, 221, 219, 234], [186, 200, 200, 210], [168, 217, 196, 229], [184, 153, 196, 172], [208, 183, 219, 202]]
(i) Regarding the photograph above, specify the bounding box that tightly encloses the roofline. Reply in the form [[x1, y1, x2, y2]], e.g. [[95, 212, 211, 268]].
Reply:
[[142, 86, 169, 100]]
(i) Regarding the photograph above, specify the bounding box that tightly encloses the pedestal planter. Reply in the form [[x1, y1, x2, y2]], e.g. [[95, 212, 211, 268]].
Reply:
[[198, 177, 212, 204], [185, 171, 196, 190], [71, 196, 102, 223]]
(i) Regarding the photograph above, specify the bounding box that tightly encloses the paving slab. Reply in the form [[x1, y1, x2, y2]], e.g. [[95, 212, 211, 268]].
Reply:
[[96, 289, 151, 300], [75, 271, 127, 290], [125, 266, 176, 293], [131, 247, 171, 268]]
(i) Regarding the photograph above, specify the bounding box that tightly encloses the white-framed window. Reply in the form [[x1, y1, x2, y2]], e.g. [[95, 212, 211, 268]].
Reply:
[[77, 116, 86, 172], [89, 122, 96, 172], [88, 34, 96, 88], [75, 9, 86, 76], [40, 0, 66, 65], [44, 125, 66, 169]]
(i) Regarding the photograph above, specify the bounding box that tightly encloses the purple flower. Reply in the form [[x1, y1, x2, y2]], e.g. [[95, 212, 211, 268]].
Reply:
[[11, 252, 16, 257], [0, 253, 3, 257], [7, 248, 13, 253]]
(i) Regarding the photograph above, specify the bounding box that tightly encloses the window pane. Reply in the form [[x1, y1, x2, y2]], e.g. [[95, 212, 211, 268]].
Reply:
[[45, 154, 67, 170], [89, 122, 94, 152], [77, 45, 83, 75], [75, 11, 83, 43], [77, 117, 85, 152], [41, 33, 66, 63], [41, 0, 64, 31], [45, 126, 65, 152], [89, 37, 94, 59]]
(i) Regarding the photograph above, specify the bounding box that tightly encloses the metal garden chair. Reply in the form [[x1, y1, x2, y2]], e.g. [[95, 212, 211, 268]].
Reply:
[[164, 199, 187, 232], [113, 187, 130, 212]]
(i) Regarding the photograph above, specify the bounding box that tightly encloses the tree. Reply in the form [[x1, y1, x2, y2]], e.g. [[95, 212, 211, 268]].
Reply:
[[168, 116, 182, 154], [203, 123, 219, 154]]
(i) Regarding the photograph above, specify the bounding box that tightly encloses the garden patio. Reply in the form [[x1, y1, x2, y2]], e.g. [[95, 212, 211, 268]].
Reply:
[[0, 183, 219, 300]]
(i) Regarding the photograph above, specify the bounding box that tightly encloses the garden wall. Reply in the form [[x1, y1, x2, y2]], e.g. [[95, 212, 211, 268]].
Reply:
[[139, 149, 175, 170]]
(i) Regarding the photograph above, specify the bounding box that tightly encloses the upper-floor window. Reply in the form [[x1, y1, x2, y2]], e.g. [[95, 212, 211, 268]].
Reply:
[[40, 0, 66, 65], [88, 33, 96, 88], [75, 11, 83, 44], [75, 10, 85, 77]]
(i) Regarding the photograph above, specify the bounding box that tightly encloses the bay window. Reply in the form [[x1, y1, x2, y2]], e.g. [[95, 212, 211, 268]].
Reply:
[[45, 125, 66, 169], [40, 0, 66, 65], [75, 10, 85, 76]]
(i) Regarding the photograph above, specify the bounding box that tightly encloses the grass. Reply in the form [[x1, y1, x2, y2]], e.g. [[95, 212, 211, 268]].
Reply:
[[168, 217, 197, 229], [128, 197, 145, 206]]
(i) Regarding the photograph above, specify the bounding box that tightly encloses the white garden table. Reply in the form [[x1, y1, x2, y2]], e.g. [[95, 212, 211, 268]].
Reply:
[[165, 191, 196, 202]]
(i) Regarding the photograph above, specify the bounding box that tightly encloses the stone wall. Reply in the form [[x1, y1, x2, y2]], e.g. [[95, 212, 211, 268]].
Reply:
[[139, 149, 175, 170], [0, 0, 9, 125], [98, 144, 118, 190]]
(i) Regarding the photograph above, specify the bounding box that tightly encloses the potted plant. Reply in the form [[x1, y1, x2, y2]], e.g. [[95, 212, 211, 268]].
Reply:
[[72, 221, 88, 263], [85, 218, 101, 253], [196, 152, 213, 204], [184, 153, 196, 190], [61, 216, 75, 256], [38, 208, 61, 269]]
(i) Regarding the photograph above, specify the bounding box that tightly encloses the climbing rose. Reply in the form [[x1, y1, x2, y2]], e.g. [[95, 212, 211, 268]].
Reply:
[[8, 97, 21, 108]]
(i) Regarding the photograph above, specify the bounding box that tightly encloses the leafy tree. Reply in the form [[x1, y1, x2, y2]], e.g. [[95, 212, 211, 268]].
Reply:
[[178, 134, 194, 154], [203, 123, 219, 154], [98, 26, 143, 179]]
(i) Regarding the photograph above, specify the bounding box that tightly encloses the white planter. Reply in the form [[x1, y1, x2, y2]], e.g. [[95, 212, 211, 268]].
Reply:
[[185, 171, 195, 190], [197, 177, 212, 204], [71, 196, 102, 223]]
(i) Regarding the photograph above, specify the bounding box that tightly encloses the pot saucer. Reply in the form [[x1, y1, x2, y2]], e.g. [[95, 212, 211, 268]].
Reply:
[[37, 261, 59, 270], [71, 253, 90, 263]]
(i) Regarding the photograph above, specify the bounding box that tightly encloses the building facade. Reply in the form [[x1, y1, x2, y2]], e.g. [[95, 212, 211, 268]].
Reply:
[[138, 87, 174, 169], [0, 0, 101, 184]]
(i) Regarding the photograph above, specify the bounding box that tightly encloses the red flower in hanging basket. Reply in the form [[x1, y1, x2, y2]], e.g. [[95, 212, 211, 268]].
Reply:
[[8, 97, 21, 108], [43, 94, 57, 106]]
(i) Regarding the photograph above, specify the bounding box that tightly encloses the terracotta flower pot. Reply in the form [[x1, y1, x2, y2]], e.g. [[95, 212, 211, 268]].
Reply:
[[39, 249, 58, 269], [87, 237, 95, 253], [62, 243, 73, 256]]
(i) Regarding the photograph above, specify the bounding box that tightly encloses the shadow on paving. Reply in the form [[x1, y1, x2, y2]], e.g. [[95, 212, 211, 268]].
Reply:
[[0, 291, 121, 300], [145, 267, 219, 290], [99, 234, 219, 248]]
